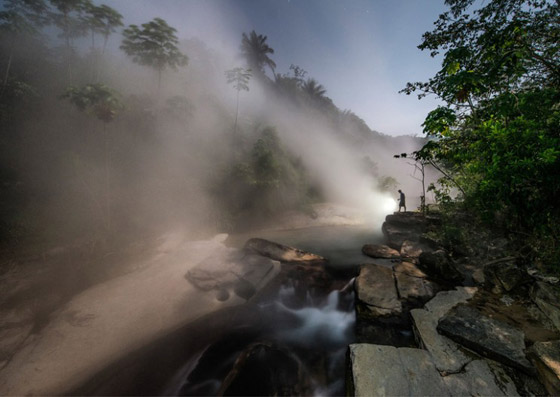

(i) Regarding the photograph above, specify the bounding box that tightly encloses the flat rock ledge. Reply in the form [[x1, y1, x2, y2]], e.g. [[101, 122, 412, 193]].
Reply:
[[347, 344, 517, 396], [354, 262, 437, 324], [411, 287, 477, 373], [438, 305, 534, 374]]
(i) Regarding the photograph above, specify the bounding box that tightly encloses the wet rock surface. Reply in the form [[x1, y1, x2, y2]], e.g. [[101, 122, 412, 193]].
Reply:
[[361, 244, 400, 259], [437, 305, 533, 374], [354, 264, 402, 322], [394, 262, 436, 306], [186, 248, 279, 300], [244, 238, 326, 264]]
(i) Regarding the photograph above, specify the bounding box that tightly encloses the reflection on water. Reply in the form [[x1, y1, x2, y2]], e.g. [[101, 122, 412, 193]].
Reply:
[[226, 224, 384, 268]]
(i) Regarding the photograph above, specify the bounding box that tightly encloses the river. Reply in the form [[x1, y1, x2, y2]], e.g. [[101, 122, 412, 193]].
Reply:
[[163, 224, 386, 396]]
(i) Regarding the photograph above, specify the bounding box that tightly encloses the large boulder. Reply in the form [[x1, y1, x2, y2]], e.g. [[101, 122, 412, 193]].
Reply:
[[393, 262, 435, 306], [354, 264, 402, 322], [186, 248, 279, 300], [381, 212, 428, 250], [530, 282, 560, 332], [362, 244, 400, 259], [483, 258, 525, 293], [347, 344, 450, 396], [244, 238, 326, 264], [411, 287, 477, 373], [528, 340, 560, 395], [437, 305, 534, 374], [418, 250, 463, 283], [384, 213, 428, 231]]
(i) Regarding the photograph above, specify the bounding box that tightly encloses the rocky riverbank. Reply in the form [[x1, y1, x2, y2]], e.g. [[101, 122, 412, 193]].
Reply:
[[349, 211, 560, 396]]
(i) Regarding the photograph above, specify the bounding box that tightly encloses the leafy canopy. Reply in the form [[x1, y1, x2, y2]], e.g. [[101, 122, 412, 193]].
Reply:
[[120, 17, 188, 72], [225, 67, 252, 92], [404, 0, 560, 268], [62, 83, 123, 123]]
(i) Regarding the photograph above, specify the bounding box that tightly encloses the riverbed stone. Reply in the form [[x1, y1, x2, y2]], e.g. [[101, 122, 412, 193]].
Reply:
[[244, 238, 326, 264], [528, 340, 560, 395], [354, 264, 401, 321], [347, 344, 449, 396], [393, 261, 427, 278], [530, 282, 560, 332], [484, 259, 524, 293], [411, 309, 471, 373], [437, 305, 533, 374], [393, 261, 434, 306], [395, 272, 435, 304], [443, 359, 519, 396], [361, 244, 400, 259], [400, 240, 426, 263], [411, 287, 476, 373], [186, 248, 278, 300]]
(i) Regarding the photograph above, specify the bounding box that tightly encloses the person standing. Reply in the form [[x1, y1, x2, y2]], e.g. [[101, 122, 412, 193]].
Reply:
[[398, 190, 406, 212]]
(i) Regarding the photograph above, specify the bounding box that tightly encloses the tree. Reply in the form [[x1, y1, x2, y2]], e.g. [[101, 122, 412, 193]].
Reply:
[[403, 0, 560, 268], [62, 83, 123, 233], [225, 67, 251, 134], [120, 18, 188, 91], [50, 0, 90, 45], [240, 30, 276, 78], [81, 3, 122, 80], [0, 0, 48, 92], [302, 78, 327, 101], [82, 3, 122, 54]]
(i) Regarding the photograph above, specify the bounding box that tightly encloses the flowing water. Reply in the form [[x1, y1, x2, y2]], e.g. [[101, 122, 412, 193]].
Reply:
[[166, 224, 387, 396]]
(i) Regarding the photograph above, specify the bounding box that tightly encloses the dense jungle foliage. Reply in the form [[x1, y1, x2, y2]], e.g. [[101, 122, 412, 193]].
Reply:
[[404, 0, 560, 271]]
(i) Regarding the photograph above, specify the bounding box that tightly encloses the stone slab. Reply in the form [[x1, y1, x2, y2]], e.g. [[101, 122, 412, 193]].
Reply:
[[411, 287, 477, 373], [395, 272, 434, 304], [354, 264, 401, 320], [438, 305, 533, 374], [411, 308, 471, 373], [347, 344, 449, 396], [443, 359, 519, 396]]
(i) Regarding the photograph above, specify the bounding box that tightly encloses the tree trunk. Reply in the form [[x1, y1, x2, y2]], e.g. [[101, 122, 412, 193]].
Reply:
[[1, 37, 15, 94], [234, 89, 240, 134], [104, 123, 111, 233]]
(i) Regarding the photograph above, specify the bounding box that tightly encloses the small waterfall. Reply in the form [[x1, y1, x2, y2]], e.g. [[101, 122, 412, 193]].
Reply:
[[272, 288, 355, 349]]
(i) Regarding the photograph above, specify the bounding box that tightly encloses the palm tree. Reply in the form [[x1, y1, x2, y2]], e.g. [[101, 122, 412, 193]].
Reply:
[[240, 30, 276, 78], [302, 78, 326, 100]]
